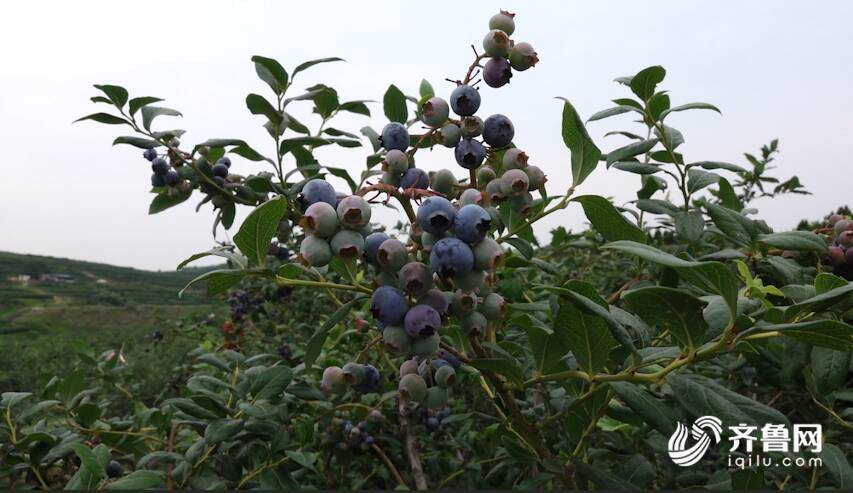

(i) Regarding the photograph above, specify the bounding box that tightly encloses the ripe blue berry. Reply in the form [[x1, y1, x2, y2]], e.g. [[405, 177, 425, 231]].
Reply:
[[400, 168, 429, 190], [437, 349, 462, 370], [377, 238, 409, 271], [483, 58, 512, 88], [371, 286, 409, 326], [164, 170, 181, 186], [106, 461, 123, 479], [143, 148, 158, 161], [483, 29, 511, 58], [151, 174, 166, 187], [212, 162, 229, 178], [404, 304, 442, 338], [453, 204, 492, 244], [483, 114, 515, 148], [449, 85, 481, 117], [489, 10, 516, 35], [336, 195, 372, 230], [352, 364, 381, 393], [419, 289, 451, 318], [417, 197, 456, 236], [399, 262, 434, 297], [430, 237, 474, 279], [151, 157, 169, 175], [439, 123, 462, 148], [509, 42, 539, 71], [299, 179, 337, 209], [454, 139, 486, 169], [364, 232, 390, 266], [380, 122, 410, 152], [421, 97, 450, 128]]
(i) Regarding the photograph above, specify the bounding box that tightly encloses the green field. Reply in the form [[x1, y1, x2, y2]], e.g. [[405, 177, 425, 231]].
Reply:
[[0, 251, 224, 392]]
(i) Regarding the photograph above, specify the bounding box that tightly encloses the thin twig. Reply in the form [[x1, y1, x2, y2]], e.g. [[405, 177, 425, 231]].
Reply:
[[371, 443, 409, 489]]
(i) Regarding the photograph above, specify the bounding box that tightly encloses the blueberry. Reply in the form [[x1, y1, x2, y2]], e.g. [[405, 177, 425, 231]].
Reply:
[[371, 286, 409, 326], [398, 374, 427, 402], [419, 289, 451, 318], [151, 157, 169, 175], [364, 232, 390, 266], [825, 246, 845, 266], [321, 366, 347, 394], [455, 270, 485, 291], [330, 230, 365, 259], [437, 349, 462, 370], [213, 176, 226, 187], [458, 188, 484, 207], [377, 238, 409, 271], [426, 416, 440, 431], [833, 219, 852, 235], [453, 204, 492, 244], [480, 292, 507, 321], [106, 460, 123, 479], [164, 170, 181, 186], [473, 237, 504, 271], [399, 262, 434, 297], [483, 58, 512, 88], [301, 202, 338, 238], [439, 123, 462, 148], [501, 169, 529, 196], [342, 362, 366, 385], [839, 231, 853, 249], [401, 168, 430, 190], [828, 214, 844, 226], [404, 304, 442, 338], [502, 148, 528, 170], [431, 358, 451, 371], [383, 325, 413, 353], [412, 333, 440, 357], [460, 116, 484, 138], [476, 167, 497, 186], [212, 162, 229, 178], [483, 114, 514, 148], [461, 311, 488, 334], [399, 359, 419, 377], [299, 179, 337, 209], [434, 365, 456, 388], [483, 29, 511, 58], [509, 42, 539, 71], [336, 195, 372, 230], [421, 97, 450, 128], [430, 237, 474, 279], [425, 386, 449, 409], [143, 148, 158, 161], [300, 235, 333, 267], [217, 156, 232, 168], [489, 10, 516, 35], [525, 165, 547, 191], [449, 85, 481, 117], [417, 197, 456, 236], [151, 173, 166, 187], [450, 290, 478, 316], [420, 231, 441, 253], [381, 171, 401, 187], [429, 169, 457, 196], [380, 122, 410, 152], [454, 139, 486, 169], [353, 364, 381, 393], [508, 192, 534, 215], [383, 149, 409, 176], [846, 247, 853, 265]]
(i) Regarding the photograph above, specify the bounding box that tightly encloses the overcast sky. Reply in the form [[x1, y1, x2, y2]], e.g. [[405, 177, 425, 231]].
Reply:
[[1, 1, 851, 271]]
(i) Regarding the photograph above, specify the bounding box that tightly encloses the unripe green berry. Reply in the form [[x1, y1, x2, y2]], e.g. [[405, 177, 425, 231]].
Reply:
[[383, 325, 413, 353], [461, 311, 488, 334], [301, 202, 338, 238], [421, 97, 450, 128], [485, 178, 505, 205], [502, 148, 529, 170], [330, 230, 365, 259], [476, 166, 497, 186], [341, 362, 365, 386], [412, 333, 440, 357], [500, 169, 530, 197], [425, 386, 449, 409], [434, 365, 456, 388], [508, 42, 539, 71], [460, 116, 484, 138], [321, 366, 347, 394], [525, 165, 547, 191], [336, 195, 372, 230], [480, 292, 507, 321], [450, 290, 478, 316], [439, 123, 462, 148], [300, 235, 333, 267], [458, 188, 484, 207], [473, 237, 504, 271], [398, 374, 427, 402], [508, 192, 533, 216], [430, 168, 457, 196], [383, 149, 409, 175], [399, 359, 419, 377], [483, 29, 511, 58], [489, 10, 516, 35]]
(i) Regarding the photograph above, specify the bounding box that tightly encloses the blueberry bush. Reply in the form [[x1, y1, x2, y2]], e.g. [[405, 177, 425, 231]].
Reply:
[[2, 10, 852, 491]]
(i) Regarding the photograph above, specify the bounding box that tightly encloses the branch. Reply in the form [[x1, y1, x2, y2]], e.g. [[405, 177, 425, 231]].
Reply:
[[371, 443, 409, 489], [399, 401, 428, 490]]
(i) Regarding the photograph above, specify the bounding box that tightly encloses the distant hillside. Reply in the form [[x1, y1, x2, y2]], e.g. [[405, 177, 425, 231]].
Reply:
[[0, 250, 221, 309]]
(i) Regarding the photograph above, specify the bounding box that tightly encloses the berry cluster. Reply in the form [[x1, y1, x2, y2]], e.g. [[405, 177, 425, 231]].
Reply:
[[320, 362, 381, 394], [397, 354, 460, 409], [321, 410, 383, 452], [226, 289, 265, 321], [823, 214, 853, 280], [420, 407, 453, 435], [143, 140, 186, 189]]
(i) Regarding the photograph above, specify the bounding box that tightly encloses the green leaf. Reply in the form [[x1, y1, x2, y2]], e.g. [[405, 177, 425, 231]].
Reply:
[[251, 55, 289, 94], [470, 358, 525, 386], [246, 94, 282, 125], [674, 210, 705, 243], [93, 84, 128, 108], [730, 469, 765, 490], [70, 443, 106, 481], [573, 460, 638, 490], [555, 282, 639, 358], [667, 374, 750, 427], [141, 106, 182, 131], [178, 269, 248, 298], [785, 282, 853, 321], [230, 144, 268, 162], [177, 246, 246, 270], [611, 161, 661, 175], [74, 112, 130, 126], [383, 84, 407, 123], [1, 392, 31, 408], [557, 98, 602, 186], [681, 374, 789, 427], [609, 382, 677, 435], [234, 196, 287, 266], [587, 105, 641, 122], [660, 102, 721, 120], [686, 169, 720, 194], [204, 419, 244, 444], [339, 100, 371, 116], [636, 198, 679, 216], [105, 470, 165, 490], [690, 161, 746, 173], [705, 203, 753, 247], [647, 92, 671, 121], [810, 346, 850, 395], [149, 189, 192, 214], [251, 366, 293, 400], [758, 231, 827, 252], [303, 298, 360, 369], [419, 79, 434, 99], [292, 57, 344, 78], [716, 177, 743, 211], [603, 241, 740, 317], [127, 96, 164, 117], [622, 287, 708, 349], [574, 195, 645, 243], [74, 403, 102, 427], [629, 66, 666, 101], [112, 136, 159, 149], [820, 443, 853, 489], [554, 293, 615, 374], [285, 450, 318, 471], [606, 139, 659, 167], [505, 237, 534, 259], [750, 320, 853, 350]]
